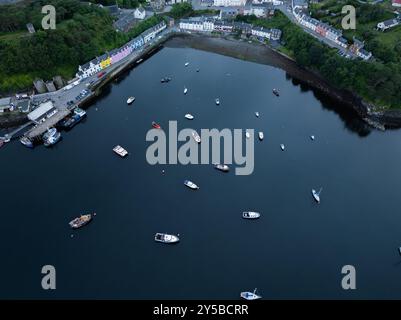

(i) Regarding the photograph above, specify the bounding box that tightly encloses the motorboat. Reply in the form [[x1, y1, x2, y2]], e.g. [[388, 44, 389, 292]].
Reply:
[[255, 112, 259, 117], [242, 211, 260, 219], [184, 180, 199, 190], [152, 121, 161, 129], [43, 128, 61, 147], [310, 135, 315, 140], [154, 233, 180, 244], [240, 288, 261, 300], [258, 132, 264, 140], [127, 96, 136, 104], [20, 137, 33, 148], [312, 188, 322, 203], [69, 214, 92, 229], [192, 131, 201, 143], [215, 98, 220, 105], [185, 114, 194, 120], [184, 62, 189, 66], [74, 107, 87, 118], [273, 88, 280, 96], [184, 87, 188, 94], [214, 164, 229, 172], [113, 145, 128, 157], [245, 131, 251, 139], [280, 144, 285, 151]]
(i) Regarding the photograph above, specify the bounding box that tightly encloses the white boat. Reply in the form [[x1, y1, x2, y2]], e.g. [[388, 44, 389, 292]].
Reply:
[[215, 98, 220, 105], [113, 145, 128, 157], [214, 164, 229, 172], [240, 288, 261, 300], [184, 87, 188, 94], [280, 144, 285, 151], [44, 131, 61, 147], [74, 107, 86, 117], [184, 62, 189, 66], [184, 180, 199, 190], [245, 131, 250, 139], [310, 135, 315, 140], [312, 188, 322, 203], [255, 112, 259, 118], [185, 114, 194, 120], [258, 132, 264, 140], [242, 211, 260, 219], [42, 128, 57, 141], [154, 233, 180, 244], [127, 96, 135, 104], [192, 131, 201, 143]]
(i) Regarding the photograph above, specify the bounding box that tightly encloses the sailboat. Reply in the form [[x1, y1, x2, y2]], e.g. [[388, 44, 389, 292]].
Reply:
[[240, 288, 261, 300], [312, 187, 322, 203]]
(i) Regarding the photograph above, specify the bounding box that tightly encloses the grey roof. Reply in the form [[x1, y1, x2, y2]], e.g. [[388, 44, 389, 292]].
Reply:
[[381, 18, 399, 26], [0, 97, 11, 106], [359, 49, 371, 57], [136, 6, 145, 13]]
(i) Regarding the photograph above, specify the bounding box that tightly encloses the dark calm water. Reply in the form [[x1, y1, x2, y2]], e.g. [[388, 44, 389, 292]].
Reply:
[[1, 46, 401, 299]]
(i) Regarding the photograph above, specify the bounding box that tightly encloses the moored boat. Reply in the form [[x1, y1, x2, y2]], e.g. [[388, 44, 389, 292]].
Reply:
[[273, 88, 280, 96], [69, 214, 92, 229], [215, 98, 220, 105], [74, 107, 86, 118], [280, 144, 285, 151], [127, 96, 136, 104], [184, 62, 189, 66], [258, 132, 264, 140], [184, 87, 188, 95], [214, 164, 229, 172], [184, 180, 199, 190], [20, 136, 33, 148], [310, 135, 315, 140], [245, 131, 251, 139], [185, 114, 194, 120], [113, 145, 128, 157], [43, 128, 61, 147], [152, 121, 161, 129], [312, 188, 322, 203], [192, 131, 201, 143], [243, 211, 260, 219], [240, 288, 261, 300], [154, 233, 180, 244], [255, 112, 259, 117]]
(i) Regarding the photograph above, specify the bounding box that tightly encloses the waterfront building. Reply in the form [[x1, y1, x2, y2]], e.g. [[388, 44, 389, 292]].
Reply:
[[213, 20, 234, 32], [134, 7, 146, 20], [45, 81, 57, 92], [27, 101, 58, 124], [100, 55, 111, 69], [203, 19, 215, 31], [377, 18, 400, 31], [179, 19, 204, 31], [0, 97, 11, 113], [251, 26, 281, 40], [357, 49, 372, 61], [213, 0, 247, 7], [33, 79, 47, 94], [233, 21, 253, 34], [142, 21, 166, 43], [393, 0, 401, 7]]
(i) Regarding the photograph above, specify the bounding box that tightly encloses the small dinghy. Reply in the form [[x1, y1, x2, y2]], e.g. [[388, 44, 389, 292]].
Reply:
[[312, 188, 322, 203], [113, 145, 128, 157], [240, 288, 261, 300], [185, 114, 194, 120], [214, 164, 229, 172], [258, 132, 264, 141], [215, 98, 220, 105], [273, 88, 280, 96], [152, 121, 161, 129], [154, 233, 180, 244], [192, 131, 201, 143], [242, 211, 260, 219], [310, 135, 315, 140], [184, 180, 199, 190], [245, 131, 251, 139], [127, 96, 135, 104], [184, 62, 189, 67], [255, 112, 259, 118], [184, 87, 188, 94], [280, 144, 285, 151]]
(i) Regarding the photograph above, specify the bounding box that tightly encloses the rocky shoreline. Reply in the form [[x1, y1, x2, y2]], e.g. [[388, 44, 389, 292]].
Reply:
[[165, 33, 401, 130]]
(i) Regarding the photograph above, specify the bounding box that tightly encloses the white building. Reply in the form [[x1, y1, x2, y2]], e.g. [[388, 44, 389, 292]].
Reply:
[[179, 19, 204, 31], [203, 19, 215, 31], [134, 7, 146, 20], [251, 26, 281, 40], [377, 18, 400, 31], [244, 4, 269, 17], [357, 49, 372, 61], [213, 0, 246, 7]]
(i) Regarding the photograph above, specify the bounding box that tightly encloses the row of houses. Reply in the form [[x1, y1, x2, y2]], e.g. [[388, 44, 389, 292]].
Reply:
[[76, 21, 166, 80], [212, 0, 283, 6], [179, 18, 282, 41], [293, 7, 372, 61]]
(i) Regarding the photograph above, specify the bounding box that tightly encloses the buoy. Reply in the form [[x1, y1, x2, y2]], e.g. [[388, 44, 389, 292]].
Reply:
[[70, 234, 74, 238]]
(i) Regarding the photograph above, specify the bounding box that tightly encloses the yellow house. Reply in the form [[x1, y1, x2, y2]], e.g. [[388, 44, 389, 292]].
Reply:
[[100, 56, 111, 69]]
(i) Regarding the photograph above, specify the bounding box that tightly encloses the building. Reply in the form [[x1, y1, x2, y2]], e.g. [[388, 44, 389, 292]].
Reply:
[[251, 26, 281, 40], [0, 97, 11, 113], [16, 99, 31, 113], [214, 20, 234, 32], [219, 7, 239, 20], [213, 0, 247, 7], [377, 18, 400, 31], [293, 0, 308, 9], [179, 19, 204, 31], [393, 0, 401, 7], [33, 79, 47, 94], [165, 16, 175, 27], [134, 7, 146, 20], [141, 21, 166, 43], [27, 101, 58, 124], [233, 21, 253, 34], [103, 4, 120, 16], [45, 81, 57, 92], [26, 23, 35, 33], [357, 49, 372, 61], [243, 4, 272, 18]]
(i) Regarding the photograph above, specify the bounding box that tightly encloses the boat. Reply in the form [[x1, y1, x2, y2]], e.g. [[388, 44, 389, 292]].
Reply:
[[3, 135, 10, 143], [42, 128, 57, 141], [184, 62, 189, 66], [214, 164, 229, 172], [273, 88, 280, 96], [136, 58, 143, 64], [44, 131, 61, 147], [280, 144, 285, 151], [215, 98, 220, 105], [74, 107, 86, 118], [152, 121, 161, 129], [160, 77, 172, 83], [258, 132, 264, 140], [240, 288, 261, 300], [255, 112, 259, 118], [60, 111, 84, 129], [192, 131, 201, 143], [0, 140, 4, 148], [127, 96, 136, 104], [69, 214, 92, 229], [184, 180, 199, 190], [154, 233, 180, 244], [242, 211, 260, 219], [310, 135, 315, 140], [185, 114, 194, 120], [312, 188, 322, 203], [398, 247, 401, 256], [196, 69, 200, 72], [113, 145, 128, 157], [245, 131, 250, 139], [184, 87, 188, 94], [20, 137, 33, 148]]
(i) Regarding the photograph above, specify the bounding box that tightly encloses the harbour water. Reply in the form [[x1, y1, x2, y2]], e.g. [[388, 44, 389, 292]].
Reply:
[[1, 45, 401, 299]]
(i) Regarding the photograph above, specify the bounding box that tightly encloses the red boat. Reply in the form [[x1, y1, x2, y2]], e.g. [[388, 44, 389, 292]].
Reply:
[[152, 121, 161, 129]]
